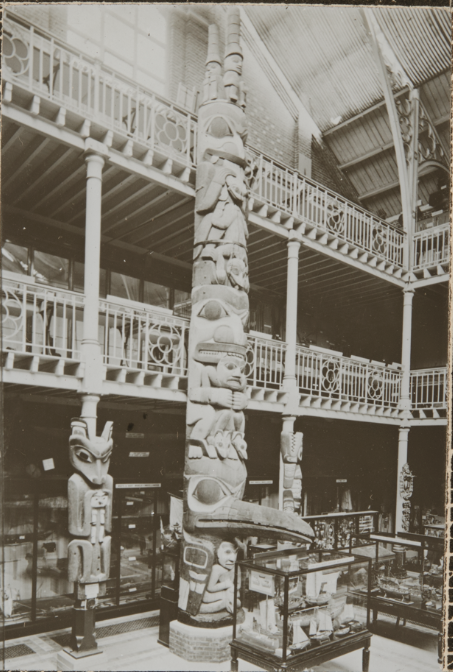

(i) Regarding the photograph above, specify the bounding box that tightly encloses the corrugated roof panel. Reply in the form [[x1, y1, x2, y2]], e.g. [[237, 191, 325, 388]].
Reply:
[[421, 72, 451, 123], [246, 6, 384, 132], [346, 151, 399, 195], [366, 191, 402, 219], [246, 6, 450, 133], [373, 8, 451, 87]]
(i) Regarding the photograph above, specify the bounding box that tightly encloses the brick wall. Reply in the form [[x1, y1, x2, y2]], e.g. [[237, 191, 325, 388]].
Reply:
[[169, 621, 233, 663], [311, 137, 361, 204], [7, 5, 51, 32]]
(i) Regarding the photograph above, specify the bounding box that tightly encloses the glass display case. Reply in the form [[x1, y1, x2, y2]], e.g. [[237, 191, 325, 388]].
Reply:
[[352, 532, 443, 662], [303, 511, 379, 551], [231, 548, 372, 672], [1, 478, 169, 636]]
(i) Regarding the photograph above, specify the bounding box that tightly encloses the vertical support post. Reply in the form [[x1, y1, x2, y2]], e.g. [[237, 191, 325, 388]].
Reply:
[[408, 90, 420, 269], [395, 426, 410, 532], [283, 233, 301, 393], [81, 151, 105, 407], [399, 287, 415, 413]]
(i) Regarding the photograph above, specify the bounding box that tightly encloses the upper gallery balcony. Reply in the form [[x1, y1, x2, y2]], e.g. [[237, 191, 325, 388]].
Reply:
[[5, 13, 446, 282], [2, 275, 447, 422]]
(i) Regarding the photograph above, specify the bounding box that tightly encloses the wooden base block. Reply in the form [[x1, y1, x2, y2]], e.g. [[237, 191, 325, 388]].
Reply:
[[56, 648, 108, 671]]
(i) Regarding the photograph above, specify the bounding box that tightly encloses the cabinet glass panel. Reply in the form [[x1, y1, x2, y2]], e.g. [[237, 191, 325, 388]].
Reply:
[[119, 488, 155, 605], [35, 480, 74, 620], [234, 550, 370, 661], [2, 480, 34, 625]]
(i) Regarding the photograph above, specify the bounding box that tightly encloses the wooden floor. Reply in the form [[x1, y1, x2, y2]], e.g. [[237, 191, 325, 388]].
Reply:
[[1, 610, 442, 672]]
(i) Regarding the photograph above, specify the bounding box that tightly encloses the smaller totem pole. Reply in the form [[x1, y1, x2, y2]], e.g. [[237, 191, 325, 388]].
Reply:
[[280, 431, 303, 513], [399, 463, 414, 532], [67, 418, 114, 656]]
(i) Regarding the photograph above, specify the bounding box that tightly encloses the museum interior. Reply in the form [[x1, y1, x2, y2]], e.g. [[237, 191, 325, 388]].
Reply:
[[1, 5, 449, 672]]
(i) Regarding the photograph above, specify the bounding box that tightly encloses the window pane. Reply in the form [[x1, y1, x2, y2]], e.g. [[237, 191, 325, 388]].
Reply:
[[137, 36, 165, 81], [2, 241, 29, 275], [137, 6, 166, 42], [105, 16, 134, 64], [67, 6, 102, 41], [144, 281, 169, 308], [173, 289, 191, 318], [110, 272, 140, 302], [34, 252, 69, 289]]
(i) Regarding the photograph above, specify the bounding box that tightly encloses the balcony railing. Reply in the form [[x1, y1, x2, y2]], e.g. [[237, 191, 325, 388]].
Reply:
[[296, 346, 401, 409], [246, 334, 285, 389], [412, 223, 450, 272], [3, 15, 197, 170], [410, 367, 448, 410], [250, 153, 405, 268], [2, 276, 83, 361], [100, 298, 189, 377]]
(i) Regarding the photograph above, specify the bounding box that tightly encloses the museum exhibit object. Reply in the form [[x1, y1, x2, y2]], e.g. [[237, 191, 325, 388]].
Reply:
[[353, 531, 443, 662], [66, 418, 114, 656], [177, 6, 313, 632], [230, 548, 372, 672]]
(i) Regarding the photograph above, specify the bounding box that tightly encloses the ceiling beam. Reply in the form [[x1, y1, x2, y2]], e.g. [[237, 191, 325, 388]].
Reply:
[[31, 163, 86, 212], [103, 190, 180, 235], [360, 180, 400, 201], [49, 166, 117, 219], [2, 125, 22, 155], [3, 136, 50, 190], [12, 147, 74, 205], [338, 142, 394, 171]]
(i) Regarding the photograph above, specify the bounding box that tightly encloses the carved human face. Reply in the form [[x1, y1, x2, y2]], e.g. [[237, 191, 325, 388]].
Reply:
[[216, 356, 246, 391], [191, 296, 248, 365], [225, 54, 243, 75], [69, 420, 113, 486], [217, 541, 237, 569], [206, 61, 222, 77]]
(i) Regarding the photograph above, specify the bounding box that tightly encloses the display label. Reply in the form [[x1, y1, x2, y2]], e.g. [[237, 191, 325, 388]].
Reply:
[[42, 458, 55, 471], [336, 479, 347, 483], [249, 480, 273, 485], [126, 433, 145, 439], [128, 524, 136, 529], [129, 557, 136, 562], [129, 452, 149, 458], [116, 483, 161, 489], [129, 587, 137, 592], [249, 571, 275, 597]]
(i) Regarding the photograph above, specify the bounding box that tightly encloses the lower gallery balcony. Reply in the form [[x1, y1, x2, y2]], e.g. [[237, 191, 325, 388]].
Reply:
[[2, 275, 447, 421]]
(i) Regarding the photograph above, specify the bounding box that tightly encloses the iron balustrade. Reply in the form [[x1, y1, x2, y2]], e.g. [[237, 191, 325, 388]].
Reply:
[[295, 346, 401, 409], [3, 16, 197, 169], [250, 152, 406, 268], [4, 14, 410, 273], [99, 298, 189, 376], [2, 277, 84, 360], [412, 224, 450, 271], [246, 334, 286, 388], [410, 368, 447, 410]]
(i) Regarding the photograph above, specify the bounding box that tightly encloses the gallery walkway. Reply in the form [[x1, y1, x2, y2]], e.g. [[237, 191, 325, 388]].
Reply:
[[1, 609, 441, 672]]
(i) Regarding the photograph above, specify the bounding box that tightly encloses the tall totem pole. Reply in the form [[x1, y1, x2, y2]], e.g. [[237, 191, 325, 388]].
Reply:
[[179, 9, 313, 627]]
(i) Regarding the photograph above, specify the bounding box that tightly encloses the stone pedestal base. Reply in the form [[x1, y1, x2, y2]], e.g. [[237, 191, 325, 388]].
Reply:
[[56, 648, 108, 671], [169, 620, 233, 663]]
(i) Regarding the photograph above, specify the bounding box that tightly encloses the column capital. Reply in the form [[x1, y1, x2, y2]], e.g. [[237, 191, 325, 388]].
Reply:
[[403, 285, 415, 296], [288, 230, 302, 244], [84, 137, 110, 160]]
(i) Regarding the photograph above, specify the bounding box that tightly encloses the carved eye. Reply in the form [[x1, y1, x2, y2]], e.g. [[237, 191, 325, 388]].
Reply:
[[76, 449, 92, 463], [198, 300, 228, 321], [225, 362, 237, 371], [207, 117, 233, 138], [101, 451, 111, 464]]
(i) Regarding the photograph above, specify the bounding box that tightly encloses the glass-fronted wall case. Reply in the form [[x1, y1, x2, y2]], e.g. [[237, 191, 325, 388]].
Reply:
[[231, 549, 372, 671], [1, 478, 168, 634]]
